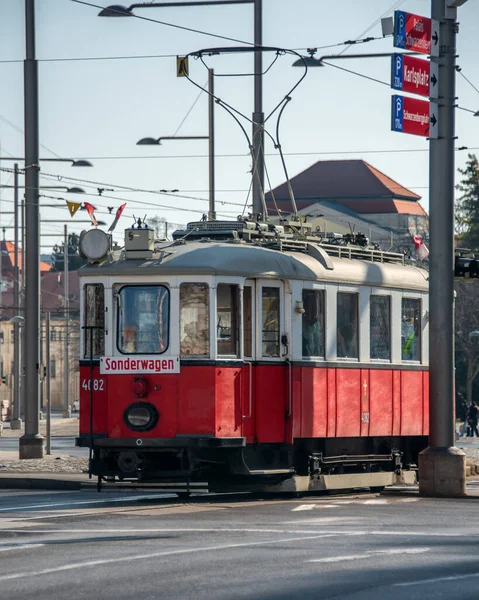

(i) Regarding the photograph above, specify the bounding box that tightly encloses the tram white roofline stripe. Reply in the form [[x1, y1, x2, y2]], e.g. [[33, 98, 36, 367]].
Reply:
[[0, 533, 330, 582]]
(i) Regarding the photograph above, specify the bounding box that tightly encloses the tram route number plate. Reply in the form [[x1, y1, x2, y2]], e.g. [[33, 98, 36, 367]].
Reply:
[[100, 356, 180, 375]]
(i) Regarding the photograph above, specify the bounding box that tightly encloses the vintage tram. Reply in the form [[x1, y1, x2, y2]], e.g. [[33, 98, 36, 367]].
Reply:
[[76, 218, 429, 494]]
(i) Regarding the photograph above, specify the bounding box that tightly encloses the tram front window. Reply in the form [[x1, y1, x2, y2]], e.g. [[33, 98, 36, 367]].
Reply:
[[117, 285, 169, 354], [84, 283, 105, 358], [180, 283, 210, 357], [217, 284, 239, 357]]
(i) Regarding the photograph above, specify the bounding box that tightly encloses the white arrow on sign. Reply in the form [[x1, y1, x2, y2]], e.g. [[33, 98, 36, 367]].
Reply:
[[430, 61, 439, 99], [431, 19, 440, 58], [429, 103, 439, 139]]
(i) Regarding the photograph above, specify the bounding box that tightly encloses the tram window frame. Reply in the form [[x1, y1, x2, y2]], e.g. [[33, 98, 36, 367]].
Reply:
[[302, 289, 325, 358], [261, 286, 281, 358], [83, 283, 105, 359], [243, 285, 253, 358], [337, 292, 359, 360], [401, 297, 421, 362], [116, 285, 170, 355], [180, 282, 210, 358], [370, 295, 391, 361], [216, 284, 240, 358]]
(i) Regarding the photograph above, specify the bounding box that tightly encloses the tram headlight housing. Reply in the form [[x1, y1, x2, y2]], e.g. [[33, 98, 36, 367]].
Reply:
[[124, 402, 158, 432]]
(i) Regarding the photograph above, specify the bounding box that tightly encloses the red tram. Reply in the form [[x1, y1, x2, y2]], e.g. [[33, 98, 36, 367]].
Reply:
[[76, 219, 429, 493]]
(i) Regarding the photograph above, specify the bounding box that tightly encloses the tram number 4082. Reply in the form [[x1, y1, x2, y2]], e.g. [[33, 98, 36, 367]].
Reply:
[[81, 378, 105, 392]]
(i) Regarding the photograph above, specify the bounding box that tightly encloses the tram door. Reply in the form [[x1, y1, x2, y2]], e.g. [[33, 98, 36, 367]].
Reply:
[[255, 280, 287, 443], [242, 280, 255, 442]]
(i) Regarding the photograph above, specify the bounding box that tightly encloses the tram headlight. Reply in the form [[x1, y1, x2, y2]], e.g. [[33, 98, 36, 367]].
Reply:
[[124, 402, 159, 432]]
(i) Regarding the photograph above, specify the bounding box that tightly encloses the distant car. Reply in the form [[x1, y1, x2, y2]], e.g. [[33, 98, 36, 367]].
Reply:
[[72, 399, 80, 413]]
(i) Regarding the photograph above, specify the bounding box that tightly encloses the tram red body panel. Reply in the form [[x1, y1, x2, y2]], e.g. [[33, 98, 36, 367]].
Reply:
[[80, 364, 429, 440]]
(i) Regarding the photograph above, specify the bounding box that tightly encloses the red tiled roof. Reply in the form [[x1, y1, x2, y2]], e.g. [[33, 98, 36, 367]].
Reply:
[[265, 159, 421, 212], [2, 241, 51, 275], [337, 199, 427, 216]]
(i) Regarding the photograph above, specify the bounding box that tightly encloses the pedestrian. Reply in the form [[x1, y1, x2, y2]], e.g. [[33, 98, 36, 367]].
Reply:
[[468, 401, 479, 437]]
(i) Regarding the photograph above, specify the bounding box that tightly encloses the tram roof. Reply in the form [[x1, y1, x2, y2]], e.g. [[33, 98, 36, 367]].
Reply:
[[79, 241, 428, 291]]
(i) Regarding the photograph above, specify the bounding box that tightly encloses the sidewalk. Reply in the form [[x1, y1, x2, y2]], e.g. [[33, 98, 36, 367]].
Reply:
[[1, 415, 80, 438]]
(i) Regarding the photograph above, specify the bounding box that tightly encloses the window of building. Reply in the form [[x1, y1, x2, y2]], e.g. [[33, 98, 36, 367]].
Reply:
[[302, 289, 325, 358], [243, 286, 253, 358], [50, 359, 56, 379], [402, 298, 421, 361], [118, 285, 169, 354], [262, 287, 280, 358], [10, 329, 14, 343], [84, 284, 105, 358], [180, 283, 209, 357], [337, 293, 358, 359], [370, 295, 391, 360], [50, 329, 57, 342], [217, 284, 239, 357]]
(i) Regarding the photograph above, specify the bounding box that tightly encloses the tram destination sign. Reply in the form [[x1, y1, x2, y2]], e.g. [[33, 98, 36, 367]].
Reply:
[[393, 10, 432, 55], [391, 94, 437, 138], [391, 53, 437, 98], [100, 356, 180, 374]]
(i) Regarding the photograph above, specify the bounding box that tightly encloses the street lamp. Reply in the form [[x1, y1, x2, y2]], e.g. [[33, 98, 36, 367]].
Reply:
[[137, 133, 215, 219], [0, 157, 92, 167], [291, 51, 421, 68], [98, 0, 264, 216]]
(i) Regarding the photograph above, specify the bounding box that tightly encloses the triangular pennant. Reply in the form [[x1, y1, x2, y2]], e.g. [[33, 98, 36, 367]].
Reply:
[[66, 200, 81, 217], [108, 203, 127, 232], [84, 202, 99, 227]]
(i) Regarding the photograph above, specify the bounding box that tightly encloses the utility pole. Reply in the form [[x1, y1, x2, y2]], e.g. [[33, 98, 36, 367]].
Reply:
[[20, 0, 44, 458], [208, 68, 216, 221], [45, 312, 51, 454], [63, 224, 71, 418], [251, 0, 264, 218], [11, 164, 22, 429], [418, 0, 466, 496]]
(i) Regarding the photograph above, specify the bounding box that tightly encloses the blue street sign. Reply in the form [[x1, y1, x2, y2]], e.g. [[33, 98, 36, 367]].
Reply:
[[391, 95, 404, 133], [391, 53, 403, 91], [394, 10, 407, 49]]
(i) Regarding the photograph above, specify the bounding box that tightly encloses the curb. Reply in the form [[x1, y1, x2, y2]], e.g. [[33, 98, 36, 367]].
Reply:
[[0, 476, 95, 491]]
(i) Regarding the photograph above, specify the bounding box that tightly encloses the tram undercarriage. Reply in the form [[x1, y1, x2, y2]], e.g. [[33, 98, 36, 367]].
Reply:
[[80, 435, 425, 494]]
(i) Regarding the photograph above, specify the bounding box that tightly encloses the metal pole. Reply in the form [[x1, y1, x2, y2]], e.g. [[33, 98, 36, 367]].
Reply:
[[418, 0, 465, 496], [208, 68, 216, 221], [46, 311, 51, 454], [11, 164, 22, 429], [20, 198, 25, 421], [251, 0, 264, 217], [63, 224, 71, 418], [20, 0, 43, 458]]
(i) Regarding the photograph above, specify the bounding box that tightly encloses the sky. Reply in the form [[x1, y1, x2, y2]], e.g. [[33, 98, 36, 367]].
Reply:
[[0, 0, 478, 253]]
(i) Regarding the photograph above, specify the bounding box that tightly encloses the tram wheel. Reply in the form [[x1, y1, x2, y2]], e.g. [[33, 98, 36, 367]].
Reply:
[[176, 492, 191, 499]]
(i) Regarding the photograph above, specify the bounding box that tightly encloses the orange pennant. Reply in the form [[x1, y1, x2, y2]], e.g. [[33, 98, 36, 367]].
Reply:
[[66, 201, 81, 217]]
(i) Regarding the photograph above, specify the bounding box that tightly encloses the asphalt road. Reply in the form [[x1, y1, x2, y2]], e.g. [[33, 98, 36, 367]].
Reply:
[[1, 485, 479, 599], [0, 436, 88, 457]]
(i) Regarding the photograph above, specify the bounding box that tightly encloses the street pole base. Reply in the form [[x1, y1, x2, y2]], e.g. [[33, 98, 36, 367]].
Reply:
[[418, 446, 466, 497], [10, 418, 23, 430], [62, 409, 71, 419], [19, 434, 44, 459]]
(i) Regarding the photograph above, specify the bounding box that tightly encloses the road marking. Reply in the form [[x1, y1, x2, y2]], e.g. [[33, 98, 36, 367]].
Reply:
[[395, 572, 479, 586], [292, 504, 316, 511], [0, 533, 331, 582], [2, 528, 342, 535], [0, 544, 44, 552], [362, 499, 389, 505], [309, 548, 430, 563]]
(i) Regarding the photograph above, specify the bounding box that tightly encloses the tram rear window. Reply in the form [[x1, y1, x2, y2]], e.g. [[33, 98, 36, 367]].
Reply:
[[402, 298, 421, 361], [84, 284, 104, 358], [370, 295, 391, 361], [117, 286, 169, 354], [180, 283, 210, 357], [217, 284, 239, 357]]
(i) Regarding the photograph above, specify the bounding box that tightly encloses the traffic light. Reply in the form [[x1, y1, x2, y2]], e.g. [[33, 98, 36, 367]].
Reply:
[[455, 249, 479, 279]]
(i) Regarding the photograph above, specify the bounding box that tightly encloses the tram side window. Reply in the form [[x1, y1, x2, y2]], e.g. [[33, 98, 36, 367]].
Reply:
[[117, 286, 169, 354], [243, 286, 253, 358], [217, 284, 239, 357], [84, 284, 105, 358], [262, 287, 280, 358], [337, 292, 358, 359], [180, 283, 210, 357], [302, 289, 325, 358], [370, 295, 391, 360], [402, 298, 421, 361]]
